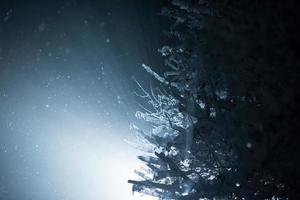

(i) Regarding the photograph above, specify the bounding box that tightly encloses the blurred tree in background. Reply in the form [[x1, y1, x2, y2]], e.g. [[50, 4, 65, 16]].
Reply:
[[129, 0, 300, 199]]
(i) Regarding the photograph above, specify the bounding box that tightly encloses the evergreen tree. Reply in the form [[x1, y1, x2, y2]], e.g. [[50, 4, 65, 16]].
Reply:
[[129, 1, 300, 199]]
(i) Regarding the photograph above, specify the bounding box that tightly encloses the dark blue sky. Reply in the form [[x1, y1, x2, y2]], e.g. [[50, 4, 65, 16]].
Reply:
[[0, 1, 169, 199]]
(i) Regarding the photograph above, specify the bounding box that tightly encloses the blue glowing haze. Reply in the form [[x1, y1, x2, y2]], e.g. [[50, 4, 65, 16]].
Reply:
[[0, 1, 167, 199]]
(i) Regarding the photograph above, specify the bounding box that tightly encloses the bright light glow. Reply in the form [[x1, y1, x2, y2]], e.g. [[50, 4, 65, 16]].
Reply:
[[8, 85, 159, 199], [47, 123, 157, 200]]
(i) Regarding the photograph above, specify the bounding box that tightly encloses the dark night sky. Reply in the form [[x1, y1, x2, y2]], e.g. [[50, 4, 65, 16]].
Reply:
[[0, 1, 169, 199]]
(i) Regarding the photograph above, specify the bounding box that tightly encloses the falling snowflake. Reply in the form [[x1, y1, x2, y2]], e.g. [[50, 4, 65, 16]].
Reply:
[[3, 9, 13, 22], [38, 23, 46, 32]]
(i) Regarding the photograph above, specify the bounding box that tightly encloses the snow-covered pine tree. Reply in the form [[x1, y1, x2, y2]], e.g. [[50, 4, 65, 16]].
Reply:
[[129, 0, 300, 199]]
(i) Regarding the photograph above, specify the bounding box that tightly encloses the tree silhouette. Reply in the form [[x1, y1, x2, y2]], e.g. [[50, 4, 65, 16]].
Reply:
[[129, 0, 300, 199]]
